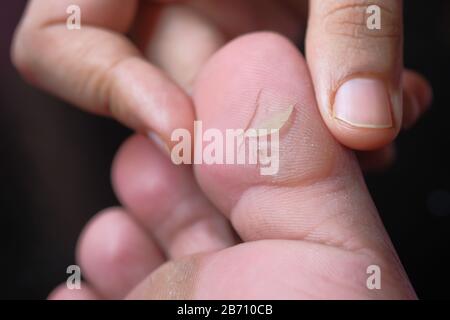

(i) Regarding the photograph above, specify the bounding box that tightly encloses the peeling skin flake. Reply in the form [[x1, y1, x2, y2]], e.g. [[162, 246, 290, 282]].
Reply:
[[245, 104, 294, 137]]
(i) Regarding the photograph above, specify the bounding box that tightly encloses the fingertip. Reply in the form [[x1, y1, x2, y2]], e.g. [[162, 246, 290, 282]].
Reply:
[[404, 70, 433, 107], [108, 57, 195, 145], [358, 144, 397, 172], [326, 76, 401, 150], [401, 70, 433, 129], [306, 0, 404, 151], [329, 119, 399, 151]]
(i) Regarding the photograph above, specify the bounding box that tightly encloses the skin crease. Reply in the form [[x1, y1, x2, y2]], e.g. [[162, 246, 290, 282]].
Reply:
[[127, 255, 202, 300], [49, 32, 417, 300]]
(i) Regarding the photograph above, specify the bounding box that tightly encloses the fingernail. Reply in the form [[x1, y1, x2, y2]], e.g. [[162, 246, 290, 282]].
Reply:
[[147, 132, 171, 157], [333, 78, 393, 129]]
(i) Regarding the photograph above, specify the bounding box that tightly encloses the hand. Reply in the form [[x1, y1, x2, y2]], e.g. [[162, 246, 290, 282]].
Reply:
[[49, 33, 415, 300], [12, 0, 432, 171]]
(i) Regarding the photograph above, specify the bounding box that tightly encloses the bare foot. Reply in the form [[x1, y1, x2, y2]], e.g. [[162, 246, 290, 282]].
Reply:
[[49, 32, 415, 300]]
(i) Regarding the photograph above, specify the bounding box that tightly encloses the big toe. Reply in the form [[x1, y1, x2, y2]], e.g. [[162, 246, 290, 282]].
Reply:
[[128, 32, 416, 300], [190, 32, 414, 297], [193, 32, 371, 249]]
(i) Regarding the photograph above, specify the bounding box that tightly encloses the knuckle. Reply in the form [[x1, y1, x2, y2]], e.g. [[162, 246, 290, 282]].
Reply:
[[321, 0, 402, 41]]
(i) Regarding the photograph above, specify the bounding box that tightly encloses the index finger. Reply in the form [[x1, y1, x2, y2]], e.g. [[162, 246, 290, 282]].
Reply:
[[11, 0, 194, 146]]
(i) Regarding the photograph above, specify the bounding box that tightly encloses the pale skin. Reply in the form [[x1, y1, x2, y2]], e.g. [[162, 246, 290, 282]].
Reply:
[[11, 1, 432, 299], [50, 33, 419, 300]]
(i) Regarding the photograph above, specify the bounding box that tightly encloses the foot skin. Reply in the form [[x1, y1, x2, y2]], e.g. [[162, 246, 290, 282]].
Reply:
[[50, 32, 416, 300]]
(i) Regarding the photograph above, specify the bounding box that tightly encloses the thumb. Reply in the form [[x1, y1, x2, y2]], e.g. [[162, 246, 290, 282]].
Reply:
[[306, 0, 403, 150]]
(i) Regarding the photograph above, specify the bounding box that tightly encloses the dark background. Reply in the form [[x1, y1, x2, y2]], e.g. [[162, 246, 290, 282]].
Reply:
[[1, 1, 450, 299]]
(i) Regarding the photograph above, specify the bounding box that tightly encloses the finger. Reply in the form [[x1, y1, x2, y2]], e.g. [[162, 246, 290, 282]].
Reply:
[[357, 143, 396, 172], [76, 207, 165, 299], [358, 71, 432, 172], [133, 2, 226, 92], [48, 282, 99, 300], [135, 0, 304, 92], [189, 0, 303, 39], [402, 69, 433, 129], [112, 135, 237, 259], [306, 0, 403, 150], [11, 0, 193, 146]]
